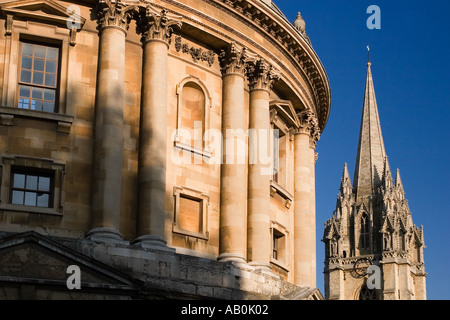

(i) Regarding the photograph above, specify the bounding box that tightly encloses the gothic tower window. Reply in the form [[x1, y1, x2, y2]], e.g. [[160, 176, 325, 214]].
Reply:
[[360, 213, 370, 250], [358, 284, 380, 300]]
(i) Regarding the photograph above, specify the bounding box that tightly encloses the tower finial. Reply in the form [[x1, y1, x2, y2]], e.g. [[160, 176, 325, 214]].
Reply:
[[367, 45, 371, 66]]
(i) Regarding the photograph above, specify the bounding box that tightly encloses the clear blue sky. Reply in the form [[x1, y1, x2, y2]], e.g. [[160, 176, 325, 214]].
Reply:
[[275, 0, 450, 300]]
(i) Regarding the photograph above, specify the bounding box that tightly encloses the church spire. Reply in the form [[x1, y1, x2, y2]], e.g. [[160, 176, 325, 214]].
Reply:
[[353, 60, 386, 200]]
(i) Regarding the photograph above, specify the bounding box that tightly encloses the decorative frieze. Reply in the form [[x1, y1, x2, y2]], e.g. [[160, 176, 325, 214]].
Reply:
[[137, 5, 182, 44], [247, 58, 280, 92], [174, 36, 216, 67], [96, 0, 139, 31]]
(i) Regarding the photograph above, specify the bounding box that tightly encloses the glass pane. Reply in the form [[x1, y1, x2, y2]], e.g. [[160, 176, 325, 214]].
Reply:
[[44, 73, 56, 87], [35, 45, 45, 58], [32, 87, 43, 99], [25, 192, 37, 206], [18, 98, 30, 109], [37, 193, 49, 207], [26, 175, 38, 190], [44, 89, 55, 102], [22, 43, 33, 56], [19, 85, 31, 97], [20, 70, 32, 83], [31, 100, 42, 111], [34, 58, 45, 72], [43, 101, 55, 113], [21, 57, 32, 70], [32, 72, 44, 85], [12, 191, 24, 205], [13, 173, 25, 188], [45, 61, 57, 73], [46, 47, 58, 60], [38, 177, 50, 191]]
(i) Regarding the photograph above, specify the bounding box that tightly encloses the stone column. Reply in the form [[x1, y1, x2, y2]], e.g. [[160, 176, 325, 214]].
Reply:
[[88, 0, 138, 243], [246, 59, 280, 270], [133, 6, 182, 249], [293, 110, 320, 287], [217, 42, 251, 263]]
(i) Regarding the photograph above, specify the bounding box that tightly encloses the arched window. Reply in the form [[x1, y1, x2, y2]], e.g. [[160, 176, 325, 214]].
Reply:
[[174, 76, 212, 157], [180, 82, 205, 148], [360, 213, 370, 250]]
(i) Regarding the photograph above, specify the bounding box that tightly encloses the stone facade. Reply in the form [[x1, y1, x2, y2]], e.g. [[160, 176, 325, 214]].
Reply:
[[0, 0, 330, 300], [323, 62, 427, 300]]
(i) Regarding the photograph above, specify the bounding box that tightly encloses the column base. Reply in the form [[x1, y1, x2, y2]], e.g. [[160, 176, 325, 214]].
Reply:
[[86, 227, 129, 245], [217, 253, 247, 264], [249, 262, 279, 278], [132, 235, 176, 253]]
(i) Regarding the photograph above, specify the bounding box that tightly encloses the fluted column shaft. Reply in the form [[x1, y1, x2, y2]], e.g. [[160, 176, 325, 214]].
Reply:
[[134, 6, 182, 249], [294, 111, 320, 287], [88, 0, 138, 242], [247, 60, 280, 269]]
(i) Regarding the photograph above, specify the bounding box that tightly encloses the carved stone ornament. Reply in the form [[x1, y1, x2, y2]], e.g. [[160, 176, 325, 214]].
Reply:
[[174, 36, 216, 67], [96, 0, 139, 31], [219, 42, 254, 76], [247, 58, 280, 92], [137, 5, 182, 44], [296, 110, 320, 147]]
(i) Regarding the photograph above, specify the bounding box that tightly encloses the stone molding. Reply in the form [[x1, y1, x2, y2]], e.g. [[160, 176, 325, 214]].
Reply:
[[247, 58, 280, 92], [137, 5, 182, 45]]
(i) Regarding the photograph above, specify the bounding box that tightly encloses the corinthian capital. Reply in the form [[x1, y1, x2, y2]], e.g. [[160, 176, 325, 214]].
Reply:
[[247, 59, 280, 92], [137, 5, 182, 44], [96, 0, 139, 31], [219, 42, 255, 76], [297, 109, 321, 148]]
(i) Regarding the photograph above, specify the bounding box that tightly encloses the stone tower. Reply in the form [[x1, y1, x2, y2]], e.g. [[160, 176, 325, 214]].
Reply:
[[323, 60, 427, 300]]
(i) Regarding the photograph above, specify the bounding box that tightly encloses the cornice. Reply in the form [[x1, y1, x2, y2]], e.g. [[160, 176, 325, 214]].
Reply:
[[205, 0, 330, 131], [157, 0, 329, 131]]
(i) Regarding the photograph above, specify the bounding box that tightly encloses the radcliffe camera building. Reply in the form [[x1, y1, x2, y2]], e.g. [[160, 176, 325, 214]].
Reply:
[[0, 0, 330, 299], [322, 61, 427, 300]]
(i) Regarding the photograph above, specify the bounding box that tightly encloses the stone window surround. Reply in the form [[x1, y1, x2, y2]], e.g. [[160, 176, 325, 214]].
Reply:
[[0, 154, 65, 216], [270, 221, 289, 272], [269, 100, 298, 208], [172, 185, 210, 240], [173, 75, 212, 159], [0, 12, 77, 131]]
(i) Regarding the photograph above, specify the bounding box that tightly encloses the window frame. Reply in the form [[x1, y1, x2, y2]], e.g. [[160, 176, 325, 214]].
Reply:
[[10, 167, 55, 208], [16, 40, 61, 113], [172, 186, 209, 240], [0, 154, 65, 216], [270, 222, 290, 271], [174, 76, 212, 159]]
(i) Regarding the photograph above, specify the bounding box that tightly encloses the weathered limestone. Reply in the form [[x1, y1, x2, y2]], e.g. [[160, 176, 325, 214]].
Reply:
[[247, 59, 279, 270], [133, 6, 182, 249], [217, 42, 249, 263], [293, 110, 319, 287], [88, 0, 138, 243]]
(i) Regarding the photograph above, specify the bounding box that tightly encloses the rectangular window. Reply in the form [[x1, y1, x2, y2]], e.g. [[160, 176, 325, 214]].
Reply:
[[178, 195, 202, 234], [10, 169, 54, 208], [17, 42, 59, 113], [272, 230, 285, 261]]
